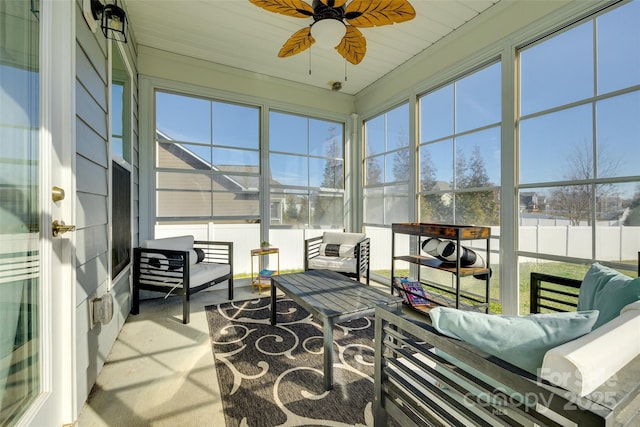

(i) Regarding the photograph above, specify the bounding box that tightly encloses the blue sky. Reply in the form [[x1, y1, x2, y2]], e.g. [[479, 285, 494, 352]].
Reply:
[[154, 1, 639, 198], [156, 93, 343, 188]]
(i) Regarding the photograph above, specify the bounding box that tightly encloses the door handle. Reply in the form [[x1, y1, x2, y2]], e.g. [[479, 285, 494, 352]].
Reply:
[[52, 220, 76, 237]]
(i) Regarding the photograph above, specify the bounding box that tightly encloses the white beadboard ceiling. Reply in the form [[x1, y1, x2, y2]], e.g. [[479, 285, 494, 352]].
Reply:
[[125, 0, 500, 95]]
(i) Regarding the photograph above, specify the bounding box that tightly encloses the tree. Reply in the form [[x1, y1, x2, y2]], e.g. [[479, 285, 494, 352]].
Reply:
[[365, 154, 382, 185], [454, 146, 499, 225], [312, 192, 341, 225], [313, 127, 344, 226], [419, 147, 451, 223], [298, 196, 309, 226], [420, 148, 438, 193], [551, 185, 592, 226], [623, 184, 640, 226], [632, 184, 640, 209], [467, 145, 492, 187], [320, 126, 344, 189], [549, 141, 619, 225], [392, 130, 410, 182], [283, 194, 300, 225], [455, 148, 469, 190]]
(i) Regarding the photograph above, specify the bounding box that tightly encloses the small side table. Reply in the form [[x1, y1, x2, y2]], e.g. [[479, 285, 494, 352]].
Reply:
[[250, 247, 279, 294]]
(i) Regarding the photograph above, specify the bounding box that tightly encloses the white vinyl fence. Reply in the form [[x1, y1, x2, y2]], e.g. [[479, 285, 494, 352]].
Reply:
[[154, 224, 324, 277], [154, 224, 640, 277], [519, 226, 639, 261]]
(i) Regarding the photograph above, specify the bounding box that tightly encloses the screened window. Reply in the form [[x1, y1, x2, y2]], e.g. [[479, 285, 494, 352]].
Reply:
[[518, 0, 640, 263], [414, 62, 501, 311], [418, 62, 501, 226], [155, 92, 260, 222], [269, 111, 344, 227], [111, 83, 125, 160], [111, 45, 131, 280], [363, 103, 410, 226]]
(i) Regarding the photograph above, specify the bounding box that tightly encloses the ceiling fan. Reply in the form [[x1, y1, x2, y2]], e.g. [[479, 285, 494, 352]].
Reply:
[[249, 0, 416, 65]]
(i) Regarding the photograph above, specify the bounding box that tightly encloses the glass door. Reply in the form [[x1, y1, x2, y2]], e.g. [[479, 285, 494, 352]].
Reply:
[[1, 1, 71, 425], [0, 0, 41, 424], [0, 1, 41, 424]]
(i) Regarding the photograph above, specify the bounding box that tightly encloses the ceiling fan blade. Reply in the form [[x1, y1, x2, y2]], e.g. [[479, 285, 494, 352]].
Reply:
[[249, 0, 314, 18], [319, 0, 348, 7], [345, 0, 416, 28], [335, 26, 366, 65], [278, 27, 315, 57]]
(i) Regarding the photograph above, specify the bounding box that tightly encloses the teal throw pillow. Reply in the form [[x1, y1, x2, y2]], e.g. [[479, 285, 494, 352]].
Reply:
[[429, 307, 598, 374], [577, 263, 640, 329]]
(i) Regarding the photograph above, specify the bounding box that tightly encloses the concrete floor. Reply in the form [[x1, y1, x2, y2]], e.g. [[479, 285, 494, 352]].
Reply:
[[77, 280, 258, 427], [77, 278, 396, 426]]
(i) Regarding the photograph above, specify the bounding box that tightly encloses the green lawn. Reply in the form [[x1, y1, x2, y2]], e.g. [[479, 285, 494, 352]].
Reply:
[[236, 261, 635, 315], [376, 260, 637, 315], [377, 267, 503, 312]]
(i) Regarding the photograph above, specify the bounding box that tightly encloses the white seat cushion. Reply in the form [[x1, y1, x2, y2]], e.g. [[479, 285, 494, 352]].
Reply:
[[308, 256, 357, 273], [139, 262, 230, 289], [190, 263, 230, 287], [541, 300, 640, 396]]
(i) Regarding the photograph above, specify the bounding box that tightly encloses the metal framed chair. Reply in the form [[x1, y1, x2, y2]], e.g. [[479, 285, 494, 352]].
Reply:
[[304, 231, 370, 285]]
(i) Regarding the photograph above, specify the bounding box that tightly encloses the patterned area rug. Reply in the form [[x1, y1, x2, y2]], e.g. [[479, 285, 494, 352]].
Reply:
[[205, 297, 378, 427]]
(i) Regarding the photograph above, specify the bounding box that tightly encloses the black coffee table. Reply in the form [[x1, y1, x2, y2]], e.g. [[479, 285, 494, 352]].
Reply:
[[270, 269, 403, 390]]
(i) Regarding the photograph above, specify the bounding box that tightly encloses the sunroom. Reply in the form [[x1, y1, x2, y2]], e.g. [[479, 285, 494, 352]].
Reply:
[[2, 0, 639, 425]]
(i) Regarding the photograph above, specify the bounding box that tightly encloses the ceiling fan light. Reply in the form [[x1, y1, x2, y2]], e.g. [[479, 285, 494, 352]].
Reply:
[[310, 19, 346, 48]]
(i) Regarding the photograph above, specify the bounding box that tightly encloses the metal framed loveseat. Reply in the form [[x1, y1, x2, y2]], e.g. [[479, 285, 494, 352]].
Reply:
[[304, 231, 371, 285], [131, 235, 233, 324], [374, 256, 640, 426]]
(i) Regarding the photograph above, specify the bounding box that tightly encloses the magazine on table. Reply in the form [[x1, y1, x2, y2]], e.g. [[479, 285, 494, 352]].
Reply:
[[394, 277, 430, 307], [258, 268, 276, 279]]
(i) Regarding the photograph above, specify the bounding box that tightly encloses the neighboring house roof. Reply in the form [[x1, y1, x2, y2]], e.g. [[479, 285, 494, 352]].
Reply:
[[156, 129, 262, 192]]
